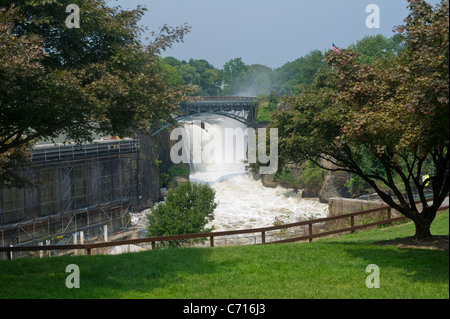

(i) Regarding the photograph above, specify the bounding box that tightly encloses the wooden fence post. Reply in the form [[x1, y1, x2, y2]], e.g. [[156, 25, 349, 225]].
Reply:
[[261, 231, 266, 244], [351, 216, 355, 234], [210, 236, 214, 247], [387, 208, 392, 227], [308, 224, 313, 242]]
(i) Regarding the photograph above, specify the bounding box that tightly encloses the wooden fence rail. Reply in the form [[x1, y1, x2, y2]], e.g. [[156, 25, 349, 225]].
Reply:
[[1, 197, 448, 260]]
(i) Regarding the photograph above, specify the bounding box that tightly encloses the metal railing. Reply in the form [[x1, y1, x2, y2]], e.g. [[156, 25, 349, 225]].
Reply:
[[31, 139, 139, 163]]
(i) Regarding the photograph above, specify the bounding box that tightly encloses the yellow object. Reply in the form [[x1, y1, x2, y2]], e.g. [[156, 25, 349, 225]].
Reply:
[[422, 174, 430, 186]]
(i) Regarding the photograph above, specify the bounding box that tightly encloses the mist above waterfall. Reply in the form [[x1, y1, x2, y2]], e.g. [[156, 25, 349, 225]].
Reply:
[[223, 62, 274, 97]]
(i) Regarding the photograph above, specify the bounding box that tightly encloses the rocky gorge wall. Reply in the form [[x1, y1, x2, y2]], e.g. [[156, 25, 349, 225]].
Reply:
[[252, 169, 384, 217], [133, 130, 174, 210], [253, 169, 352, 203]]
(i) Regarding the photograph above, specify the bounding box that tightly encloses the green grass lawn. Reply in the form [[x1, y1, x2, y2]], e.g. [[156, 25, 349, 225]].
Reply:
[[0, 212, 448, 299]]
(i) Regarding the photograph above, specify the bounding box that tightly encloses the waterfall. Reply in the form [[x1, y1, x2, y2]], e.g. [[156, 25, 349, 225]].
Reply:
[[181, 115, 249, 184], [179, 114, 329, 234]]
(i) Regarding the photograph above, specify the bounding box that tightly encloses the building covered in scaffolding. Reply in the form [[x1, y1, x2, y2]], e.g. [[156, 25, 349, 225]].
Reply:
[[0, 138, 140, 252]]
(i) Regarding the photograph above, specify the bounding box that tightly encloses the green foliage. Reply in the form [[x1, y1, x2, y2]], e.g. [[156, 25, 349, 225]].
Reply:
[[343, 174, 367, 194], [272, 0, 449, 239], [274, 167, 297, 185], [158, 59, 184, 87], [163, 57, 222, 96], [271, 50, 330, 95], [221, 57, 248, 87], [167, 164, 189, 177], [347, 34, 406, 65], [220, 51, 330, 96], [255, 93, 279, 123], [222, 61, 273, 96], [255, 104, 273, 123], [274, 161, 325, 191], [159, 173, 170, 188], [160, 35, 404, 99], [299, 161, 325, 187], [0, 0, 192, 185], [146, 182, 217, 247], [159, 164, 189, 188]]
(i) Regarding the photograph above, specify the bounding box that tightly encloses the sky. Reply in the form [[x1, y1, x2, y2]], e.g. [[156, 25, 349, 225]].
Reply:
[[108, 0, 438, 69]]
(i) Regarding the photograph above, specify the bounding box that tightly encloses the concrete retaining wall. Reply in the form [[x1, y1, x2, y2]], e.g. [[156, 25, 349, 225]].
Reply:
[[328, 197, 386, 216]]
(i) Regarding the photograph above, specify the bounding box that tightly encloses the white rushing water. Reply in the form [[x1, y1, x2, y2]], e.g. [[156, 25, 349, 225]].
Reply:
[[132, 114, 329, 245], [177, 115, 328, 231]]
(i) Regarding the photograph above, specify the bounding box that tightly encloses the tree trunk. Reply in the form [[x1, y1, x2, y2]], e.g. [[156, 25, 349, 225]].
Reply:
[[413, 218, 433, 241]]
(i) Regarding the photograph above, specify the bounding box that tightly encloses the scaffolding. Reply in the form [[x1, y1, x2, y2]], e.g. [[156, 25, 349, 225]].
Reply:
[[0, 139, 140, 256]]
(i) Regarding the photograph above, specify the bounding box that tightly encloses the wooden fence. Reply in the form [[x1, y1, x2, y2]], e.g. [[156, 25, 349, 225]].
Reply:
[[1, 197, 448, 260]]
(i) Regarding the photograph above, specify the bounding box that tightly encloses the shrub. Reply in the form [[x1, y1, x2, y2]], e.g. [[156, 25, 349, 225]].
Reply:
[[159, 164, 189, 188], [298, 161, 324, 187], [167, 164, 189, 177], [146, 182, 217, 247], [274, 161, 325, 190]]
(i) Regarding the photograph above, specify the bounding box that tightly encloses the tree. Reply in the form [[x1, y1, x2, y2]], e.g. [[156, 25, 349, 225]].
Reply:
[[347, 34, 406, 65], [221, 57, 249, 95], [187, 59, 221, 96], [221, 58, 248, 83], [146, 182, 217, 247], [0, 6, 45, 186], [200, 68, 222, 96], [159, 59, 184, 88], [272, 0, 449, 240], [0, 1, 191, 185], [271, 50, 329, 95], [162, 57, 222, 96]]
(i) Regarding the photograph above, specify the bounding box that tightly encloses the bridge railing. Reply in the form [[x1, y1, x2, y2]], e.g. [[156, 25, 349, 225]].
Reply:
[[1, 196, 448, 259], [151, 97, 257, 135]]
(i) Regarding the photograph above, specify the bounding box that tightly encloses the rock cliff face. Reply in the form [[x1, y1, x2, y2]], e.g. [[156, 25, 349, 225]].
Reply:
[[133, 128, 192, 210], [253, 160, 352, 203], [315, 158, 351, 203], [133, 130, 176, 210], [133, 130, 162, 209], [252, 173, 279, 188], [154, 131, 175, 174], [318, 170, 352, 203]]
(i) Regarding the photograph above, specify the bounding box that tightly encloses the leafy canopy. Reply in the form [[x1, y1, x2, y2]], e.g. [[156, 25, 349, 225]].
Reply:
[[146, 182, 217, 247], [0, 0, 192, 185], [272, 0, 449, 239]]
